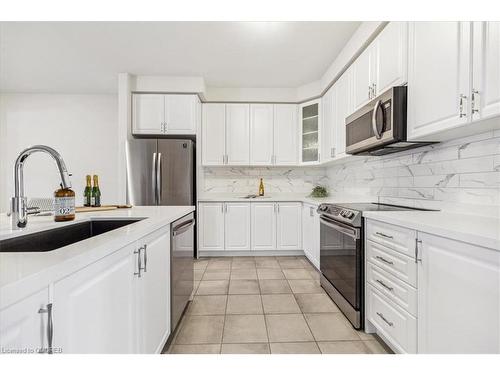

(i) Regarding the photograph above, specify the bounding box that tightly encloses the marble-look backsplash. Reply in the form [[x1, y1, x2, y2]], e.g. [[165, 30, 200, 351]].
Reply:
[[327, 130, 500, 216], [202, 167, 329, 195]]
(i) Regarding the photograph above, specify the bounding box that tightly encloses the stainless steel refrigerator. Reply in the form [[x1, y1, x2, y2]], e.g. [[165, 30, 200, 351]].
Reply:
[[126, 138, 195, 206], [126, 138, 195, 337]]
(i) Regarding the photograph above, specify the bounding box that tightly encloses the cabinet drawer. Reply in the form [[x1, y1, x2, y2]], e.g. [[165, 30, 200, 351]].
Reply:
[[367, 262, 417, 316], [366, 219, 416, 257], [366, 284, 417, 353], [366, 240, 417, 287]]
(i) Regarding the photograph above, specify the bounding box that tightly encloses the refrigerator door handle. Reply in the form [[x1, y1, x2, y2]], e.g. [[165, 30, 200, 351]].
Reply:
[[157, 152, 162, 204], [152, 152, 157, 205]]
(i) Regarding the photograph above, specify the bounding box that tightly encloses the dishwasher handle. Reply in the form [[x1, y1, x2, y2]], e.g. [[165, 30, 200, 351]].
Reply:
[[173, 218, 195, 237]]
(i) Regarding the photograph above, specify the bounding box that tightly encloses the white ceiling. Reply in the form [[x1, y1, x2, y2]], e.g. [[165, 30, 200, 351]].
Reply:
[[0, 22, 360, 94]]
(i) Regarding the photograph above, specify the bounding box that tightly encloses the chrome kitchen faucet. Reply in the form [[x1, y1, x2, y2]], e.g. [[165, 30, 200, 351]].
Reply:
[[11, 145, 72, 229]]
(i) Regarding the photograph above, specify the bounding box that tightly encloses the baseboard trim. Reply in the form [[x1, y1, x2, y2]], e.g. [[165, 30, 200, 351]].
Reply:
[[199, 250, 306, 257]]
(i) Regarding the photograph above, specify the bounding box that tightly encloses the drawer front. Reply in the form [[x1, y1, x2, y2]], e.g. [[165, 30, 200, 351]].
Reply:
[[366, 219, 416, 258], [367, 284, 417, 353], [367, 262, 417, 316], [366, 240, 417, 287]]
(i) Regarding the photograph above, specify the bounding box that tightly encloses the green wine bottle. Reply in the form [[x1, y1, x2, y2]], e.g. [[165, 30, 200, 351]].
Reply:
[[91, 175, 101, 207], [83, 175, 92, 207]]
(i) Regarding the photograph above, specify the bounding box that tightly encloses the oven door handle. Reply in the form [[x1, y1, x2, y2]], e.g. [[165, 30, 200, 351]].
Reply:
[[320, 217, 360, 240]]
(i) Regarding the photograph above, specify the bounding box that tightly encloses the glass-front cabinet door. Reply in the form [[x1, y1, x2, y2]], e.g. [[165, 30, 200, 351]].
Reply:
[[300, 99, 321, 164]]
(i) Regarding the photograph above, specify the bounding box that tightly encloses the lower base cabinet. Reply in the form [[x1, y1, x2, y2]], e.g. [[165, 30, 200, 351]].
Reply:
[[302, 204, 320, 269], [198, 201, 302, 252]]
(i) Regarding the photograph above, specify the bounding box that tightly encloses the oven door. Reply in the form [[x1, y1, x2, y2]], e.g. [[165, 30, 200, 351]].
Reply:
[[319, 216, 361, 312], [345, 87, 395, 155]]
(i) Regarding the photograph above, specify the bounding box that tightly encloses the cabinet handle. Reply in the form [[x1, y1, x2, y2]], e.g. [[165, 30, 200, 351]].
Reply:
[[222, 155, 225, 164], [38, 303, 53, 354], [372, 83, 377, 97], [309, 206, 313, 217], [221, 204, 224, 213], [375, 231, 393, 239], [376, 312, 394, 327], [277, 204, 280, 214], [143, 244, 148, 273], [415, 239, 422, 263], [134, 248, 142, 277], [375, 279, 394, 292], [471, 89, 479, 114], [368, 86, 372, 99], [459, 94, 467, 118], [375, 255, 394, 265]]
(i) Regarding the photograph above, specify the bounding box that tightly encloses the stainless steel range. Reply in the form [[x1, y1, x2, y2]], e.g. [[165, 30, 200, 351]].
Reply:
[[317, 202, 423, 329]]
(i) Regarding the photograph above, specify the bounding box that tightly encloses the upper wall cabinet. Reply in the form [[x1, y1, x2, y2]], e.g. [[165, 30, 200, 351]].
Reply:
[[274, 104, 298, 165], [352, 22, 408, 111], [225, 104, 250, 165], [132, 93, 198, 135], [407, 22, 472, 140], [250, 104, 274, 165], [300, 99, 321, 164], [202, 103, 226, 166], [472, 22, 500, 122]]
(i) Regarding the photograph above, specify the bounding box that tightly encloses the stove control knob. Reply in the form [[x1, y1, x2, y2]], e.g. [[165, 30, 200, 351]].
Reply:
[[347, 212, 355, 219]]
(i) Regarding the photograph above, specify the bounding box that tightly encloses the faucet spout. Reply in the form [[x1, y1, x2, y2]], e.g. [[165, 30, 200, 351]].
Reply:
[[11, 145, 72, 229]]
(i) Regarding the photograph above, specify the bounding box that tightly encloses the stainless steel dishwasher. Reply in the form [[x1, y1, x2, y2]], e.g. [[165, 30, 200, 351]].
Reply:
[[170, 212, 195, 332]]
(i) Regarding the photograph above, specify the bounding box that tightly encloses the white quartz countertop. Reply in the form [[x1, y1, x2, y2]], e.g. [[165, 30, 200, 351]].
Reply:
[[0, 206, 195, 293], [197, 193, 372, 206], [363, 210, 500, 251]]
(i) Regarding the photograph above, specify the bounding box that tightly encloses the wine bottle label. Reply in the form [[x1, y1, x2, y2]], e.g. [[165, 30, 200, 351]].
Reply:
[[54, 196, 75, 216], [91, 197, 95, 206]]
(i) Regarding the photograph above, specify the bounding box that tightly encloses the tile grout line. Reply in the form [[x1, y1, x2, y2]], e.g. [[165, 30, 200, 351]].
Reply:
[[219, 257, 233, 353], [257, 270, 271, 352]]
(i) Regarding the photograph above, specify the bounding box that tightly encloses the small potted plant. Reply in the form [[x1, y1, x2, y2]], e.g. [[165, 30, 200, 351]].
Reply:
[[309, 185, 329, 198]]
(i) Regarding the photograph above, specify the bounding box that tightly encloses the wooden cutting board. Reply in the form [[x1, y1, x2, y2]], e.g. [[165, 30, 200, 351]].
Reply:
[[75, 205, 132, 213]]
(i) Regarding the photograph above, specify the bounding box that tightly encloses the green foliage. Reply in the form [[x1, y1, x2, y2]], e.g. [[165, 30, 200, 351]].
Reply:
[[310, 185, 328, 198]]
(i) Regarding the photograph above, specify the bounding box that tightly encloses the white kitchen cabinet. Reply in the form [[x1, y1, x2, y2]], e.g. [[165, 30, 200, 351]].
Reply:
[[302, 204, 319, 268], [321, 86, 335, 163], [135, 229, 171, 354], [198, 202, 225, 251], [274, 104, 298, 165], [472, 21, 500, 121], [251, 202, 277, 250], [333, 71, 352, 158], [224, 203, 251, 251], [53, 244, 136, 353], [352, 46, 375, 110], [407, 22, 472, 140], [202, 103, 226, 166], [164, 94, 198, 134], [132, 93, 197, 135], [0, 287, 50, 354], [374, 22, 408, 95], [417, 233, 500, 354], [276, 203, 302, 250], [250, 104, 274, 165], [300, 100, 321, 164], [132, 94, 164, 134], [226, 104, 250, 165]]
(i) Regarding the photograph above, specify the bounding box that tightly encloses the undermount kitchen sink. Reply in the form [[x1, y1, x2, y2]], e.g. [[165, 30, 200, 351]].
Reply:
[[239, 195, 272, 199], [0, 219, 143, 253]]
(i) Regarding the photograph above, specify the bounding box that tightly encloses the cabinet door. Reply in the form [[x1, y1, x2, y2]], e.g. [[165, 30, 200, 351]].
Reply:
[[202, 104, 226, 166], [251, 202, 277, 250], [274, 104, 298, 165], [375, 22, 408, 95], [132, 94, 164, 134], [277, 203, 302, 250], [250, 104, 274, 165], [198, 203, 225, 251], [137, 228, 171, 353], [53, 245, 136, 353], [333, 71, 351, 157], [472, 21, 500, 121], [0, 288, 49, 354], [321, 87, 335, 162], [165, 94, 197, 135], [224, 203, 251, 251], [352, 46, 375, 110], [407, 22, 471, 140], [300, 100, 321, 164], [226, 104, 250, 165], [418, 233, 500, 353]]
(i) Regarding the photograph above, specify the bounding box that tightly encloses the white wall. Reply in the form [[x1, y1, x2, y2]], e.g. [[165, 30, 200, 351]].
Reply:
[[0, 94, 119, 212]]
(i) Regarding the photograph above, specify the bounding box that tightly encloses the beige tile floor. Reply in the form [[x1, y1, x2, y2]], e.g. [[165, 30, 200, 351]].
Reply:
[[166, 256, 391, 354]]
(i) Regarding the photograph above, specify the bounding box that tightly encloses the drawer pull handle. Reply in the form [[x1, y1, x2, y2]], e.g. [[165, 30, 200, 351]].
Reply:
[[376, 312, 394, 327], [376, 279, 394, 291], [375, 255, 394, 265], [375, 231, 393, 239]]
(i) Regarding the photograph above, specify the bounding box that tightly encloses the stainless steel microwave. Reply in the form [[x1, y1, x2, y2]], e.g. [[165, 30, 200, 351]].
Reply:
[[345, 86, 435, 155]]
